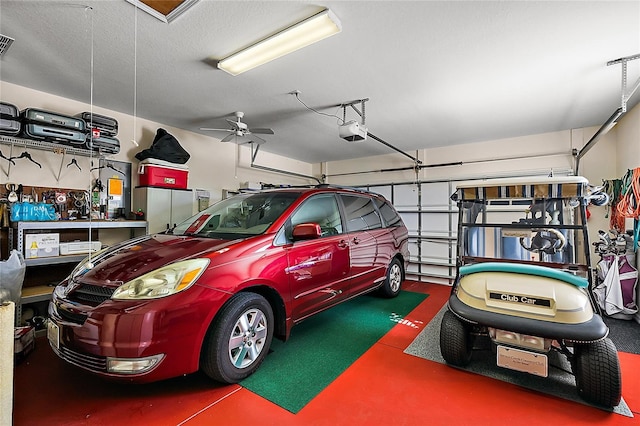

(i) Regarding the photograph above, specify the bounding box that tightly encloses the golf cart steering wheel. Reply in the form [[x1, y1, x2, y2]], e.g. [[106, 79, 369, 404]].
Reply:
[[519, 229, 566, 255]]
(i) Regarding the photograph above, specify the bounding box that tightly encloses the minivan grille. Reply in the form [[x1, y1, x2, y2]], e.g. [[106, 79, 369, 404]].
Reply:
[[68, 284, 115, 306], [57, 345, 107, 372], [57, 308, 88, 325]]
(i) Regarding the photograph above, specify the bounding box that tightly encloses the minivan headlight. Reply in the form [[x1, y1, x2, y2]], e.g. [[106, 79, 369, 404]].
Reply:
[[112, 258, 209, 300]]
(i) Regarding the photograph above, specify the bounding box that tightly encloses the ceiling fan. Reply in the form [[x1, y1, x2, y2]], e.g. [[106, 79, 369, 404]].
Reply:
[[200, 111, 274, 144]]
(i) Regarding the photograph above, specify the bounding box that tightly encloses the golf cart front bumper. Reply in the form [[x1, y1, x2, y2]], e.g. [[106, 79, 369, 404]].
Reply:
[[448, 293, 608, 343]]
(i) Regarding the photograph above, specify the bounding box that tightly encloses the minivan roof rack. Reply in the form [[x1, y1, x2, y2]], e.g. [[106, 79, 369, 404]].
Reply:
[[315, 184, 379, 196]]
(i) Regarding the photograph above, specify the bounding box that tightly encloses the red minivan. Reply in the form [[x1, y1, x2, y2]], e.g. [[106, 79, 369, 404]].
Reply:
[[48, 186, 409, 383]]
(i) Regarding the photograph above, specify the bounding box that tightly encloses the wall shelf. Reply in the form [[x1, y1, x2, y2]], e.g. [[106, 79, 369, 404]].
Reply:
[[21, 285, 54, 305], [0, 134, 97, 157], [10, 220, 148, 256], [23, 254, 86, 267], [0, 134, 108, 181]]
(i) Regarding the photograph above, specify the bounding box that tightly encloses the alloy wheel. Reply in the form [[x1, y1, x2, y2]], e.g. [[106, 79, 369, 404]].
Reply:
[[228, 308, 268, 369], [389, 263, 402, 292]]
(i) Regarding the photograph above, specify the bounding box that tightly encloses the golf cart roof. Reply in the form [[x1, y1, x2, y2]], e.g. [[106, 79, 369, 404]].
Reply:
[[454, 175, 588, 201]]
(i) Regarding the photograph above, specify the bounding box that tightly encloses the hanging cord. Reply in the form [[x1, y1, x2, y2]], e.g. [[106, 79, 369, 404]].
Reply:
[[616, 168, 640, 221], [132, 4, 139, 147], [604, 178, 625, 232], [85, 5, 95, 259], [602, 179, 615, 218], [293, 91, 344, 125]]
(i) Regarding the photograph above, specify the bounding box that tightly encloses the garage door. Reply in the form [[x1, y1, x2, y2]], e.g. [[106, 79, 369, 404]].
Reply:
[[364, 181, 457, 285]]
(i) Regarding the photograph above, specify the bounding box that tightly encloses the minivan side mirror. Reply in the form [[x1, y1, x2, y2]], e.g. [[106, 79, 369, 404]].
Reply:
[[292, 223, 322, 241]]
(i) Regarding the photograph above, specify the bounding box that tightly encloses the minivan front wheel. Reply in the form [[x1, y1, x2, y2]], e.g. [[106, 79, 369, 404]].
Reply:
[[201, 292, 274, 384], [379, 258, 403, 298]]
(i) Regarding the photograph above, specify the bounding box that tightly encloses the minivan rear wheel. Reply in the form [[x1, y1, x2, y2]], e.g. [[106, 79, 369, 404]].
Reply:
[[378, 258, 403, 298], [200, 292, 274, 384]]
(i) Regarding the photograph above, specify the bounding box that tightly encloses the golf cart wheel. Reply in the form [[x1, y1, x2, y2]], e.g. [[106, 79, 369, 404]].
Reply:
[[439, 309, 473, 366], [378, 258, 403, 298], [200, 292, 274, 384], [573, 338, 622, 408]]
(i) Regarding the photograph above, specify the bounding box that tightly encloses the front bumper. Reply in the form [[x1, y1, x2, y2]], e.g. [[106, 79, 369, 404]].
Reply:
[[47, 284, 228, 382]]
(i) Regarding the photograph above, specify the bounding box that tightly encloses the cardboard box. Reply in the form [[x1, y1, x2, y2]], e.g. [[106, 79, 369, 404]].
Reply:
[[138, 158, 189, 189], [14, 326, 35, 364], [25, 233, 59, 258], [240, 181, 261, 190]]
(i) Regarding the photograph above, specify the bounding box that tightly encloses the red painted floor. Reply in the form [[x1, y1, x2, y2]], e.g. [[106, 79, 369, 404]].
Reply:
[[12, 282, 640, 425]]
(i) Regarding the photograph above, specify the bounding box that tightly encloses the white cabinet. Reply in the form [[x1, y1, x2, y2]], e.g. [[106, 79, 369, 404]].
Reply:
[[133, 187, 194, 234]]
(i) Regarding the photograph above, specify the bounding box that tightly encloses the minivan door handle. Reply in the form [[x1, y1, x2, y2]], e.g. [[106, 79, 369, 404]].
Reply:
[[338, 239, 349, 248], [352, 237, 360, 245]]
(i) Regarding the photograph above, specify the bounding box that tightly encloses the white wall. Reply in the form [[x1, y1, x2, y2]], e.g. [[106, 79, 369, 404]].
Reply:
[[610, 104, 640, 235], [0, 81, 317, 205], [616, 103, 640, 174]]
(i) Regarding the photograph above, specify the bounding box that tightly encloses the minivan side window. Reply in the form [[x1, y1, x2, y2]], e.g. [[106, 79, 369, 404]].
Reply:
[[375, 198, 403, 227], [289, 194, 344, 237], [340, 194, 382, 232]]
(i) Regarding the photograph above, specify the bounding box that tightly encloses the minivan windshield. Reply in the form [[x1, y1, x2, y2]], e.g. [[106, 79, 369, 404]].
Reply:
[[171, 191, 301, 238]]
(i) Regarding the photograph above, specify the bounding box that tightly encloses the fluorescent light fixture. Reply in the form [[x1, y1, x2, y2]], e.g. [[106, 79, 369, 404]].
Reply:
[[218, 9, 341, 76]]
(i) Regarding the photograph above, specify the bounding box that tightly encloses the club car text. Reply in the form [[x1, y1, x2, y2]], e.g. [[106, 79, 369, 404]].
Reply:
[[489, 292, 551, 307]]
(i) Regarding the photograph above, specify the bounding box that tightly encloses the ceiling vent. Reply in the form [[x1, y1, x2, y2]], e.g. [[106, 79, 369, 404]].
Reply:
[[0, 34, 14, 57]]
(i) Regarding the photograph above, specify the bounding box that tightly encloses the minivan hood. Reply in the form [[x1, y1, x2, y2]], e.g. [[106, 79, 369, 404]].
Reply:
[[74, 234, 242, 286]]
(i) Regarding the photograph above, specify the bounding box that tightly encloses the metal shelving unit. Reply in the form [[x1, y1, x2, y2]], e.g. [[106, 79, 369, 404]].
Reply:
[[10, 220, 148, 325], [0, 134, 96, 157], [10, 220, 148, 265], [0, 134, 109, 181]]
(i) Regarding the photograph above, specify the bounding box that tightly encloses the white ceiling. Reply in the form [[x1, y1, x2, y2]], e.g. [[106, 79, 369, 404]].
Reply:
[[0, 1, 639, 164]]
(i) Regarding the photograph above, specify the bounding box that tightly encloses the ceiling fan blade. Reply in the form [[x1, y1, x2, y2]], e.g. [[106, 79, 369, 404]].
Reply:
[[200, 127, 233, 132], [220, 134, 236, 142], [247, 133, 266, 144], [249, 128, 274, 135]]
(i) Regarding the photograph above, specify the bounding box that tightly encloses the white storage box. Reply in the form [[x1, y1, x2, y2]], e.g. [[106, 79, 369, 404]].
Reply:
[[59, 241, 102, 256], [25, 233, 59, 259]]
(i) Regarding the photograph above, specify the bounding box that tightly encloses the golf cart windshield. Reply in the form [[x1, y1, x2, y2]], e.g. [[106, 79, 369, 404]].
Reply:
[[454, 176, 590, 276]]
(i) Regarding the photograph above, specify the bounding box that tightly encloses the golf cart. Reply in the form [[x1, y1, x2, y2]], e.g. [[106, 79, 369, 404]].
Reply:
[[440, 175, 622, 408]]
